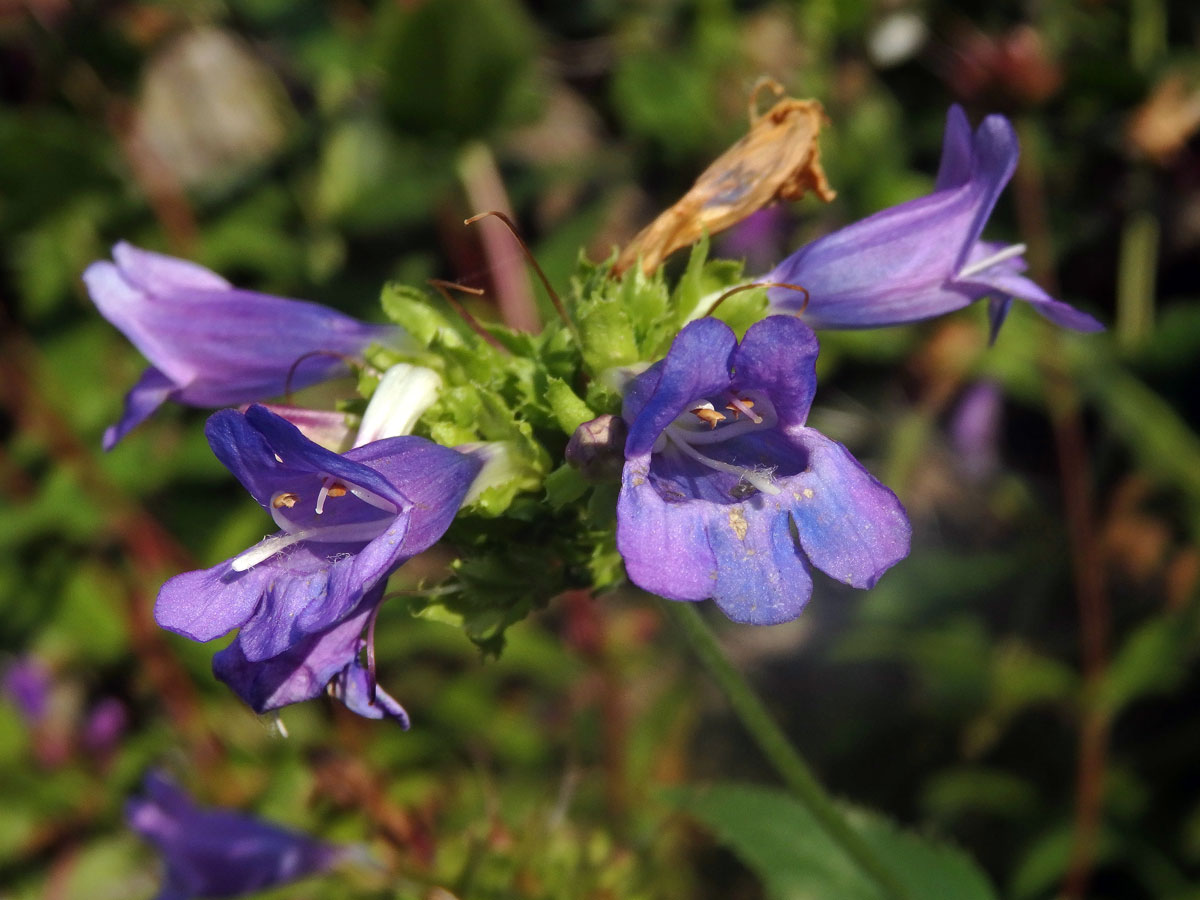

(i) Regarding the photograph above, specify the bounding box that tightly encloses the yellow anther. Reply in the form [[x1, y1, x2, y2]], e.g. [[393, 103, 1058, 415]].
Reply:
[[325, 483, 348, 498], [725, 396, 762, 423], [692, 407, 727, 428], [272, 492, 300, 509]]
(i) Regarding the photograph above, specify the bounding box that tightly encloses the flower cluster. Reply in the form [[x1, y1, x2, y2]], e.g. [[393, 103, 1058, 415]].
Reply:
[[85, 103, 1102, 733]]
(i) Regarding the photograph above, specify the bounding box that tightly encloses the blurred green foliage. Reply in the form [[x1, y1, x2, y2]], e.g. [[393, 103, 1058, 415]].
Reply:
[[2, 0, 1200, 898]]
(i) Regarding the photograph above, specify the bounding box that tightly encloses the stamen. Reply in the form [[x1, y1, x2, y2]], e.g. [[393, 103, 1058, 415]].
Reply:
[[230, 518, 396, 572], [365, 604, 383, 705], [314, 480, 348, 516], [346, 484, 400, 514], [725, 396, 762, 424], [234, 492, 397, 573], [664, 430, 781, 495], [692, 407, 727, 428], [958, 243, 1027, 279]]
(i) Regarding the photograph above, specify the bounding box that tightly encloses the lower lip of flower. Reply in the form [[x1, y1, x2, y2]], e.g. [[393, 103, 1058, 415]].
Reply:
[[230, 478, 400, 572], [652, 391, 782, 497]]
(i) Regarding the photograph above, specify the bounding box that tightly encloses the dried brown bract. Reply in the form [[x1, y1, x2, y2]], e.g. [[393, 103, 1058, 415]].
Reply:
[[613, 80, 836, 277]]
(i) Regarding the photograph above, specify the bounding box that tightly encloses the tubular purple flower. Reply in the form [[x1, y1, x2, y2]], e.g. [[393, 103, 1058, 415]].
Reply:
[[84, 242, 407, 449], [154, 405, 480, 720], [127, 771, 346, 900], [764, 106, 1103, 338], [616, 316, 910, 625]]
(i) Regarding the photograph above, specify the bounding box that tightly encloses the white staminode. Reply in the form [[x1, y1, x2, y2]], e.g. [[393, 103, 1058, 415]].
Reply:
[[958, 243, 1026, 279], [229, 485, 400, 573], [354, 363, 443, 447], [657, 392, 782, 496]]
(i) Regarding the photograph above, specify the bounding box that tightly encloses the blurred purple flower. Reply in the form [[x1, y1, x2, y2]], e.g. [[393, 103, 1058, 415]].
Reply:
[[155, 405, 479, 720], [765, 106, 1103, 339], [950, 381, 1003, 481], [84, 242, 406, 449], [716, 205, 790, 273], [82, 697, 129, 757], [127, 771, 345, 900], [2, 656, 51, 724], [615, 316, 910, 625]]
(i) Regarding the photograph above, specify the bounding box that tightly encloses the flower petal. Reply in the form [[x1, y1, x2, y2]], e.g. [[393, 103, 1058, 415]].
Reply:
[[330, 664, 410, 725], [730, 316, 818, 428], [127, 771, 344, 899], [86, 243, 410, 447], [933, 104, 973, 190], [964, 271, 1105, 333], [785, 430, 911, 588], [112, 241, 231, 292], [707, 502, 814, 625], [616, 457, 719, 602], [155, 560, 272, 642], [103, 367, 178, 451], [624, 318, 737, 457], [84, 260, 199, 385], [213, 602, 374, 713]]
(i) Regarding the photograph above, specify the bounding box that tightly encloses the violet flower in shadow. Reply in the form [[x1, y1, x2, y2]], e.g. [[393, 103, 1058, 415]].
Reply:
[[127, 771, 347, 900]]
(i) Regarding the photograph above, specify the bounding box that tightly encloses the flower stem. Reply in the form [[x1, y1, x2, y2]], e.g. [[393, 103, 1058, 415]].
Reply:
[[662, 599, 911, 900]]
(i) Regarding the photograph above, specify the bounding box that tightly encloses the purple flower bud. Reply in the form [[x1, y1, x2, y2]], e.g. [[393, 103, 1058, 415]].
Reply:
[[84, 243, 408, 449], [566, 414, 628, 482]]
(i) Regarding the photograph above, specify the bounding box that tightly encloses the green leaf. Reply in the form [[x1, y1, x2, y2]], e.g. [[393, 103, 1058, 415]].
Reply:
[[374, 0, 542, 139], [671, 783, 996, 900], [576, 296, 640, 372], [545, 464, 589, 510], [380, 283, 462, 348], [1098, 617, 1189, 716]]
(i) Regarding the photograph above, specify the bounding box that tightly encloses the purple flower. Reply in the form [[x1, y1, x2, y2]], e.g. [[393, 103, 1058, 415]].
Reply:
[[211, 584, 410, 724], [84, 242, 406, 449], [616, 316, 910, 625], [2, 656, 51, 724], [82, 697, 129, 757], [950, 381, 1003, 482], [155, 405, 480, 720], [127, 771, 346, 900], [764, 106, 1102, 339]]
